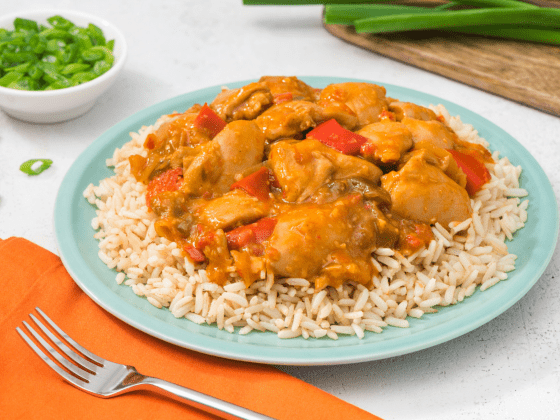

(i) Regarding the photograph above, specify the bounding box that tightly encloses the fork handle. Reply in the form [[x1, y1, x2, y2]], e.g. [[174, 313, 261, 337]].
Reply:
[[141, 376, 275, 419]]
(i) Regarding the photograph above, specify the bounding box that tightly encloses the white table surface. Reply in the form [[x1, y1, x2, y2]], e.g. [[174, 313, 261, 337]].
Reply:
[[2, 1, 560, 419]]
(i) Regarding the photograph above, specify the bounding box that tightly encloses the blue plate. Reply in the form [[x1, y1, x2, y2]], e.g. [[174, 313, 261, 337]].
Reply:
[[54, 77, 558, 365]]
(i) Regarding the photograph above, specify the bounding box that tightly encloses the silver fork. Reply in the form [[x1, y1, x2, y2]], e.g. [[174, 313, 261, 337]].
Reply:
[[16, 307, 275, 420]]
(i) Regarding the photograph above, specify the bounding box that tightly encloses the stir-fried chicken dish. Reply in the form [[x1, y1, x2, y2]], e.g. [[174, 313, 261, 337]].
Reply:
[[128, 76, 493, 290]]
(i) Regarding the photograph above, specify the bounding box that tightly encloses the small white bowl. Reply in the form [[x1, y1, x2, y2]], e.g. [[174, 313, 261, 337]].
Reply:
[[0, 10, 127, 123]]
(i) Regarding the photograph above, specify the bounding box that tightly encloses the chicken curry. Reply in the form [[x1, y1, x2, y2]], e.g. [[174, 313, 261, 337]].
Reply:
[[129, 76, 493, 290]]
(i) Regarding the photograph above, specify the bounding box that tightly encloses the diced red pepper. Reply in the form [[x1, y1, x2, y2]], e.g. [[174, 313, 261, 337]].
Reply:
[[273, 92, 293, 104], [183, 244, 206, 262], [230, 167, 271, 201], [143, 133, 157, 150], [360, 141, 377, 157], [448, 149, 491, 195], [182, 226, 218, 263], [404, 223, 434, 252], [306, 119, 368, 155], [252, 217, 277, 242], [226, 227, 256, 250], [193, 103, 226, 138], [379, 110, 396, 121], [226, 217, 278, 251], [145, 167, 182, 210]]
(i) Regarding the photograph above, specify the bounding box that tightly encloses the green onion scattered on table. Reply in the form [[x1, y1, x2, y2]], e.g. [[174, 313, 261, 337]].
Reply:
[[19, 159, 53, 176], [0, 15, 115, 91], [244, 0, 560, 46]]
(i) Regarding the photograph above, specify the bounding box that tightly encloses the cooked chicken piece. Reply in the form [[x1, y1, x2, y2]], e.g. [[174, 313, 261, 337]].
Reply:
[[152, 110, 213, 148], [179, 141, 223, 197], [259, 76, 320, 102], [128, 111, 214, 182], [400, 117, 457, 150], [388, 101, 438, 121], [318, 82, 389, 128], [193, 189, 270, 231], [210, 82, 273, 122], [381, 152, 472, 226], [404, 142, 467, 188], [265, 196, 377, 284], [269, 139, 382, 202], [357, 120, 414, 165], [180, 120, 265, 197], [214, 120, 266, 187], [255, 100, 328, 142], [308, 178, 391, 207]]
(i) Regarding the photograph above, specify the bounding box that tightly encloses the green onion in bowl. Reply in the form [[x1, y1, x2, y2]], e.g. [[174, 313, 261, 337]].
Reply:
[[0, 10, 127, 123], [0, 14, 116, 91]]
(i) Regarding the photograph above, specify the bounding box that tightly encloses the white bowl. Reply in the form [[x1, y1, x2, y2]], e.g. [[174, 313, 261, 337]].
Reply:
[[0, 10, 127, 123]]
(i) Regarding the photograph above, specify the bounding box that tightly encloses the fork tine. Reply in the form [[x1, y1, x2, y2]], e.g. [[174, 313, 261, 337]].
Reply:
[[29, 313, 99, 372], [16, 326, 88, 388], [22, 321, 91, 382], [35, 307, 104, 365]]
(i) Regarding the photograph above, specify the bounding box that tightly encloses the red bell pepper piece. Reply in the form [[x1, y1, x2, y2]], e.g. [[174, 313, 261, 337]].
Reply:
[[226, 217, 278, 251], [273, 92, 293, 104], [306, 119, 368, 155], [448, 149, 491, 195], [378, 110, 396, 121], [403, 223, 434, 252], [183, 244, 206, 262], [230, 167, 271, 201], [145, 167, 182, 210], [193, 103, 226, 138]]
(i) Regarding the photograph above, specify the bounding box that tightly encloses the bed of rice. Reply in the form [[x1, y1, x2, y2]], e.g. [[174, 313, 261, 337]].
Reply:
[[83, 104, 528, 340]]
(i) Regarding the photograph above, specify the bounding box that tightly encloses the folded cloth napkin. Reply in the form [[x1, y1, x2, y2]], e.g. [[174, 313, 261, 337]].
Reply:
[[0, 237, 383, 420]]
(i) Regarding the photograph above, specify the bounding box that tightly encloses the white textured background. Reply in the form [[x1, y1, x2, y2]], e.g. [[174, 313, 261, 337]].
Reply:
[[1, 1, 559, 419]]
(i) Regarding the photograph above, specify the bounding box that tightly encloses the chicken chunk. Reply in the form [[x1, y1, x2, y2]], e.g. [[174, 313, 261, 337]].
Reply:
[[381, 153, 472, 226], [255, 100, 328, 142], [264, 196, 377, 285], [210, 82, 273, 122], [388, 101, 438, 121], [180, 120, 265, 197], [259, 76, 320, 102], [193, 189, 271, 231], [318, 82, 389, 128], [400, 117, 457, 150], [404, 142, 467, 188], [269, 139, 383, 202], [128, 110, 213, 183], [357, 120, 414, 165]]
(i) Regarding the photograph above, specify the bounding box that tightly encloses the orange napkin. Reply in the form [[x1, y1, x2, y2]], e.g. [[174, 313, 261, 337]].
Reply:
[[0, 237, 383, 420]]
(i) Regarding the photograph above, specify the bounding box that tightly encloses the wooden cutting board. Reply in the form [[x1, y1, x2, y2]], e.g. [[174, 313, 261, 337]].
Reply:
[[323, 1, 560, 117]]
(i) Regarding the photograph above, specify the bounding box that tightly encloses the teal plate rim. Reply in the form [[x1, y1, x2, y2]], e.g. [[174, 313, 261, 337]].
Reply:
[[54, 76, 559, 366]]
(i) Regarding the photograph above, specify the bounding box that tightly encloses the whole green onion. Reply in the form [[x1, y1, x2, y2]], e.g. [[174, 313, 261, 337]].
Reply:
[[354, 8, 560, 34]]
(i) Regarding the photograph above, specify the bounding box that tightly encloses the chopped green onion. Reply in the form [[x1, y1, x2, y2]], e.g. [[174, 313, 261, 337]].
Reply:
[[0, 15, 116, 91], [47, 15, 74, 30], [14, 18, 39, 33], [60, 62, 90, 75], [70, 71, 96, 85], [8, 76, 37, 90], [19, 159, 53, 176], [87, 24, 106, 46], [0, 71, 23, 87], [3, 62, 32, 73]]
